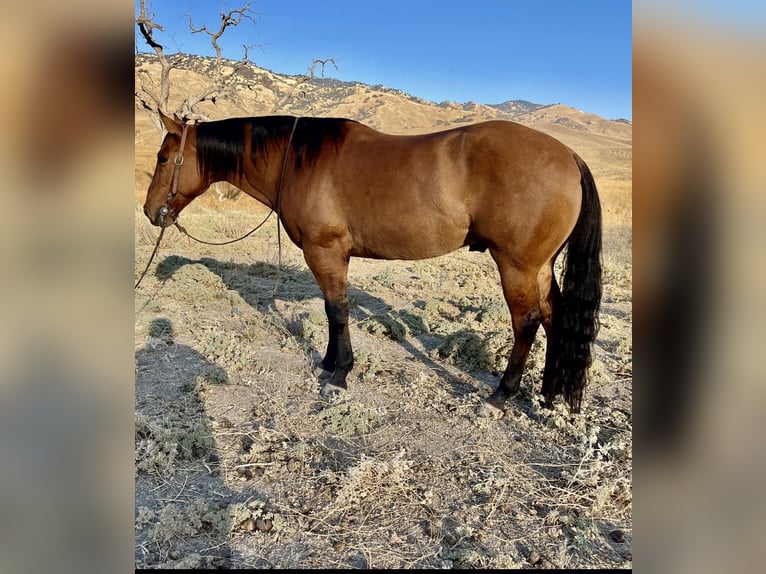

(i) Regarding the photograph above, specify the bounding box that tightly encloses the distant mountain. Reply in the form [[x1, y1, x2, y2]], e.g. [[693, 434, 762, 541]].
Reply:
[[487, 100, 547, 116], [134, 53, 631, 139]]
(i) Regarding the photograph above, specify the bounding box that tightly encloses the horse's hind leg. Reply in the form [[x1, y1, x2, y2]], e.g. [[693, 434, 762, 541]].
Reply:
[[302, 244, 354, 398], [484, 254, 543, 414], [540, 268, 562, 407]]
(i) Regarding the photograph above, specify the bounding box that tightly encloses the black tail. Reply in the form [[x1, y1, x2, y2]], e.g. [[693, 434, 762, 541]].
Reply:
[[545, 154, 603, 412]]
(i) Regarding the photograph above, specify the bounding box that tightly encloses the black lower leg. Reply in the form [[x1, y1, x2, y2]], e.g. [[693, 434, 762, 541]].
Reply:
[[540, 333, 559, 407], [487, 319, 539, 409], [540, 283, 561, 407], [324, 298, 353, 389], [320, 308, 338, 372]]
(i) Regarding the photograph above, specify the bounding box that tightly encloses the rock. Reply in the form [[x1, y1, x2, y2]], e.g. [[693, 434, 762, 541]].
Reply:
[[477, 401, 504, 419], [240, 436, 254, 453], [528, 550, 541, 565], [609, 529, 627, 543], [255, 518, 273, 533], [426, 520, 441, 539]]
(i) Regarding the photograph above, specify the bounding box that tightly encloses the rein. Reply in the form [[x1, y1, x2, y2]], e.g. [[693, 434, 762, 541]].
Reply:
[[135, 117, 301, 291]]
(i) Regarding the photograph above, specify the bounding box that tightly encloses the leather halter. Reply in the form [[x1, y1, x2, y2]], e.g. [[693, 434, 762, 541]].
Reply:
[[158, 122, 190, 227]]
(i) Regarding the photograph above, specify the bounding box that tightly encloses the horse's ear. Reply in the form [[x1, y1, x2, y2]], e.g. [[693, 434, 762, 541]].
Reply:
[[158, 111, 182, 135]]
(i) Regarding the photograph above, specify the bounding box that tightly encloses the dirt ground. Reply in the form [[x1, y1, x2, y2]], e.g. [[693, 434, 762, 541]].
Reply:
[[134, 164, 632, 568]]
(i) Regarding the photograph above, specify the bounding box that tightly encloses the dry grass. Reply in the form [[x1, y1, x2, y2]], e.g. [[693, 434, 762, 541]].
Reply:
[[134, 195, 632, 569]]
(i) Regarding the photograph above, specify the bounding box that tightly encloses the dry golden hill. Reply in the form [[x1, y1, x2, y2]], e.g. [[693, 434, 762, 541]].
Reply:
[[135, 54, 631, 135]]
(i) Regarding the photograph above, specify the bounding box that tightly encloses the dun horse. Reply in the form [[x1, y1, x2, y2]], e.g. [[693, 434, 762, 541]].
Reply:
[[143, 113, 602, 414]]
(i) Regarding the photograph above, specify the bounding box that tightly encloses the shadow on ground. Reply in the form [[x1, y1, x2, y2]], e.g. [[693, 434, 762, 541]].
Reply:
[[153, 254, 515, 407]]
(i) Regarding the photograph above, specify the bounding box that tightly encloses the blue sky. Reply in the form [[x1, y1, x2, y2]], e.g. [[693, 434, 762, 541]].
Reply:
[[136, 1, 632, 120]]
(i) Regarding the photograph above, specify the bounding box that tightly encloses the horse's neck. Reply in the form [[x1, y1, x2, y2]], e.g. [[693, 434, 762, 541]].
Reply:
[[235, 178, 275, 211], [234, 155, 282, 211]]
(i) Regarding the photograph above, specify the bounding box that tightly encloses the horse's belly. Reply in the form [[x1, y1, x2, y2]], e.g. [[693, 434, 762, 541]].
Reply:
[[350, 216, 468, 260]]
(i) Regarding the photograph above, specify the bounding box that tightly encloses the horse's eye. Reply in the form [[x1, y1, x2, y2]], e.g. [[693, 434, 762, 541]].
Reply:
[[158, 156, 168, 164]]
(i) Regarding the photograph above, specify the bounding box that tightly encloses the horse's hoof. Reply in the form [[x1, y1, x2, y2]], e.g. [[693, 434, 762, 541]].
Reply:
[[477, 401, 505, 419], [319, 382, 347, 401]]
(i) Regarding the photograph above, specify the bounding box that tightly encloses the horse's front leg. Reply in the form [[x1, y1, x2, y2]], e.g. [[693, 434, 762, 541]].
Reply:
[[321, 296, 353, 396], [319, 300, 339, 373], [302, 244, 354, 398]]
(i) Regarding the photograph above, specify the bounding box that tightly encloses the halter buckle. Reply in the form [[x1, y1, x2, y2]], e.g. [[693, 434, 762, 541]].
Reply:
[[174, 155, 184, 167]]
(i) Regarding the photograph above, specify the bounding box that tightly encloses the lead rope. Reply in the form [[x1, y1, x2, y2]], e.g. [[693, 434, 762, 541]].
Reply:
[[134, 225, 166, 289], [173, 209, 274, 246], [272, 116, 301, 295]]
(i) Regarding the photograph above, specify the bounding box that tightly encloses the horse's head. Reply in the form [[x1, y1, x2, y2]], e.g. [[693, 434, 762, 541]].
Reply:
[[143, 112, 206, 227]]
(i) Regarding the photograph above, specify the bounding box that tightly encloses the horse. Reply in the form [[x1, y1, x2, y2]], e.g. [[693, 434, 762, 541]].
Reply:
[[143, 112, 602, 414]]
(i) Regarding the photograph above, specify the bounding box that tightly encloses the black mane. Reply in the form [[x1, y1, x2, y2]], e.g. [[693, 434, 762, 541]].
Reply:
[[196, 116, 357, 182], [195, 117, 248, 183], [292, 117, 354, 168]]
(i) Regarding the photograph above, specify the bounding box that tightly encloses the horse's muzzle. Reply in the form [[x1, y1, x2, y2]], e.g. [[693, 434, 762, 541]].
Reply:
[[142, 205, 159, 226]]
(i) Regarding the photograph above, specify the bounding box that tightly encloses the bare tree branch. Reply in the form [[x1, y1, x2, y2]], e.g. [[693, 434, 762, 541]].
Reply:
[[135, 1, 259, 126], [272, 58, 340, 113], [188, 4, 256, 65], [136, 0, 164, 52], [180, 2, 259, 120], [242, 44, 258, 64], [135, 0, 177, 120], [308, 58, 338, 79]]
